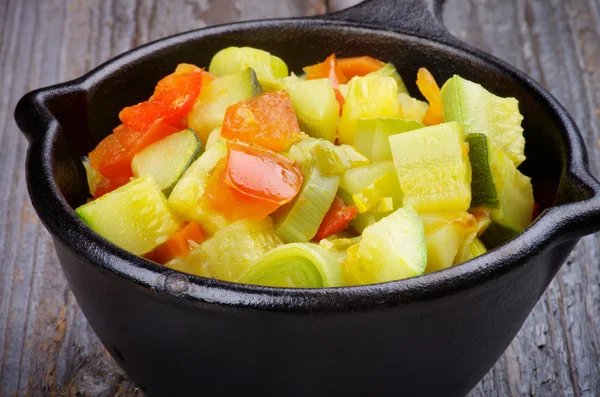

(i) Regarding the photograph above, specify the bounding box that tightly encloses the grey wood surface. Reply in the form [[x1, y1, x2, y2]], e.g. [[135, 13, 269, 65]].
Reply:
[[0, 0, 598, 395]]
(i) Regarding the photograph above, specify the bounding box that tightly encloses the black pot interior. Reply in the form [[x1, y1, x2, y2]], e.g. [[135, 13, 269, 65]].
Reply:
[[47, 22, 572, 218]]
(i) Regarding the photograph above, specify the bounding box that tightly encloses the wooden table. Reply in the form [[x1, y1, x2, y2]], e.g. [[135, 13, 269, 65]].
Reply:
[[1, 0, 599, 395]]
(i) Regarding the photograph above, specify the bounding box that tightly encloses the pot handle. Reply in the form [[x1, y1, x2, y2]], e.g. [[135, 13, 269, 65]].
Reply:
[[543, 169, 600, 245], [322, 0, 457, 45]]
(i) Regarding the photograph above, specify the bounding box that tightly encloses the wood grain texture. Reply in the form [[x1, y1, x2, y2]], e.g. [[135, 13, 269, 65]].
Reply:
[[0, 0, 598, 396]]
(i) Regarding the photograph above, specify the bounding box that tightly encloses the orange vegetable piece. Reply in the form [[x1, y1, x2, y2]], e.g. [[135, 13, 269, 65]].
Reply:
[[203, 141, 303, 222], [314, 196, 358, 240], [145, 222, 206, 264], [337, 56, 385, 79], [416, 67, 444, 126], [93, 176, 132, 198], [304, 54, 347, 112], [89, 119, 180, 179], [119, 70, 203, 132], [220, 91, 305, 152]]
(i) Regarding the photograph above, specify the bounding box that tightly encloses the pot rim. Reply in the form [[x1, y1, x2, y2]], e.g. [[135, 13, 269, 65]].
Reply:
[[17, 18, 600, 312]]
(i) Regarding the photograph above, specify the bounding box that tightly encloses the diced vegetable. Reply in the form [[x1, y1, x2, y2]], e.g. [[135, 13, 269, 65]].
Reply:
[[119, 70, 203, 132], [220, 91, 305, 152], [166, 218, 281, 281], [461, 237, 487, 262], [203, 141, 303, 222], [337, 56, 385, 79], [273, 144, 340, 243], [168, 140, 230, 235], [89, 120, 180, 179], [398, 93, 429, 123], [145, 221, 206, 264], [303, 54, 347, 110], [420, 212, 478, 273], [366, 63, 409, 94], [205, 127, 222, 150], [466, 133, 534, 246], [339, 161, 403, 213], [131, 129, 203, 196], [390, 121, 471, 213], [188, 68, 262, 143], [82, 157, 107, 197], [354, 117, 424, 161], [319, 234, 361, 250], [286, 78, 340, 142], [338, 75, 400, 144], [75, 176, 181, 255], [240, 243, 345, 287], [344, 206, 426, 285], [208, 47, 288, 92], [441, 75, 525, 166], [314, 196, 358, 240], [311, 140, 369, 176], [416, 67, 443, 126]]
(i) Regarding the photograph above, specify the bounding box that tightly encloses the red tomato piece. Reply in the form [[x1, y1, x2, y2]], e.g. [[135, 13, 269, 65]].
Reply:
[[203, 141, 303, 222], [303, 54, 347, 112], [220, 91, 305, 152], [337, 56, 385, 79], [144, 222, 206, 264], [314, 196, 358, 240], [119, 71, 203, 132], [89, 119, 180, 179]]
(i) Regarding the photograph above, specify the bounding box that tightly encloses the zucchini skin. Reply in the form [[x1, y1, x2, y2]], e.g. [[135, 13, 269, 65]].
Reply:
[[467, 133, 499, 208]]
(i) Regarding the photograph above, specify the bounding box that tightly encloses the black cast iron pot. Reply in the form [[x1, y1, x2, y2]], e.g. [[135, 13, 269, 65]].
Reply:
[[14, 0, 600, 395]]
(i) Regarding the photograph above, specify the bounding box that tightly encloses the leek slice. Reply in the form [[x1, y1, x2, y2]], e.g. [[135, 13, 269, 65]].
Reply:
[[311, 140, 369, 176], [274, 142, 340, 242], [240, 243, 345, 288]]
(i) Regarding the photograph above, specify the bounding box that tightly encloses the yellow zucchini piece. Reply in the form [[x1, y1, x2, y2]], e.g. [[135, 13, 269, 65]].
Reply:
[[338, 75, 400, 144], [389, 121, 472, 213]]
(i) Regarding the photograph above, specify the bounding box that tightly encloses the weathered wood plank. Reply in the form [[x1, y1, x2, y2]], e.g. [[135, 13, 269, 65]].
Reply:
[[0, 0, 598, 396]]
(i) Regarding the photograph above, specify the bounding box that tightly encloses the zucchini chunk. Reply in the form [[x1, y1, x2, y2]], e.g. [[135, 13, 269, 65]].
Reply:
[[390, 121, 472, 213], [131, 129, 203, 196], [75, 176, 181, 255]]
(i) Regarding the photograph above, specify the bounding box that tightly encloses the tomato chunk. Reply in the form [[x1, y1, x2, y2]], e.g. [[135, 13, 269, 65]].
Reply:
[[337, 56, 385, 79], [144, 222, 206, 264], [304, 54, 347, 112], [203, 141, 303, 221], [221, 91, 305, 152], [416, 67, 444, 126], [314, 196, 358, 240], [119, 71, 203, 132], [89, 119, 180, 179]]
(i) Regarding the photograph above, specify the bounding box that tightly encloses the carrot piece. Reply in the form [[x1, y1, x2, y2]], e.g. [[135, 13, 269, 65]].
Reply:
[[416, 67, 444, 126], [145, 222, 206, 264], [314, 196, 358, 240], [304, 54, 347, 112], [337, 56, 385, 79], [221, 91, 305, 152]]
